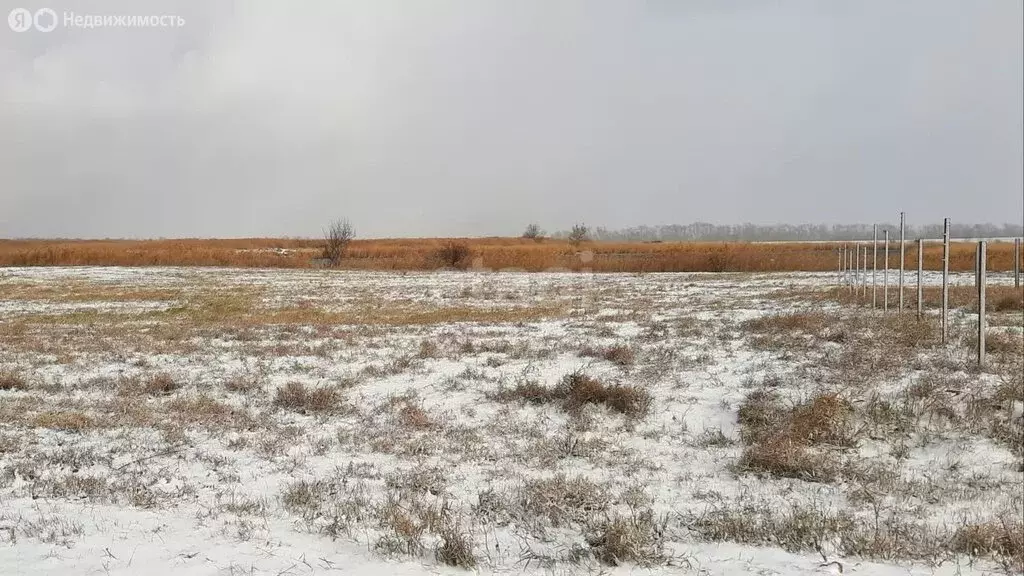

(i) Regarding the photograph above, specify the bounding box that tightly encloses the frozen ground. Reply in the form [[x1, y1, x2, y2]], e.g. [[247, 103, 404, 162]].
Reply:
[[0, 267, 1020, 575]]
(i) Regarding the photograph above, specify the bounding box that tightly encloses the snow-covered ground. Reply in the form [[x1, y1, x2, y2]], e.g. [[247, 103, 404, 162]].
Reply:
[[0, 267, 1020, 575]]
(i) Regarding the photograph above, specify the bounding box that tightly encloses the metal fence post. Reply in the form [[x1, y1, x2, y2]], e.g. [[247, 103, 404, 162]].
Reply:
[[837, 245, 842, 287], [872, 225, 878, 308], [862, 245, 868, 298], [975, 242, 981, 288], [899, 212, 905, 313], [941, 218, 950, 344], [917, 238, 923, 320], [978, 241, 986, 367], [883, 230, 889, 312], [1014, 238, 1020, 288]]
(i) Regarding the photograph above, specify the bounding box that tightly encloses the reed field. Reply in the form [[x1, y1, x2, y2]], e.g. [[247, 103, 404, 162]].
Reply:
[[0, 238, 1018, 272]]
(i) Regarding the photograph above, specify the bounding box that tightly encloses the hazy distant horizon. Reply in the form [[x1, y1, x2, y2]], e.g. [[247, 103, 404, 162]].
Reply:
[[2, 1, 1022, 238], [2, 220, 1021, 242]]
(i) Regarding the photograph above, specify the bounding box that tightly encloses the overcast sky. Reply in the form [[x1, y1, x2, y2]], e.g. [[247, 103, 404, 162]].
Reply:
[[1, 0, 1021, 238]]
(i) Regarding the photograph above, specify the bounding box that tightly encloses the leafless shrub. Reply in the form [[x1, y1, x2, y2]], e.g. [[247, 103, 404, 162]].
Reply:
[[568, 223, 589, 246], [322, 219, 355, 265], [522, 223, 545, 243], [273, 381, 341, 414], [435, 242, 472, 270]]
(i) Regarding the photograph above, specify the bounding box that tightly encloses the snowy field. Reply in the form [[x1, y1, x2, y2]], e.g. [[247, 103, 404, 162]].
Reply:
[[0, 267, 1021, 576]]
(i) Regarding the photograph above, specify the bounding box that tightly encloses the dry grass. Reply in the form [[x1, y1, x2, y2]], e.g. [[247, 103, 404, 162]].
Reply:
[[581, 344, 636, 366], [497, 372, 651, 418], [273, 382, 342, 414], [689, 502, 950, 562], [31, 411, 95, 432], [587, 510, 667, 566], [434, 521, 477, 568], [736, 391, 853, 482], [3, 238, 1014, 272], [952, 519, 1024, 571], [517, 475, 610, 528], [0, 371, 29, 391]]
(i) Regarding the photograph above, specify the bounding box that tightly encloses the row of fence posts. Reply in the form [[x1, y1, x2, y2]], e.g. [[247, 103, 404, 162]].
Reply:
[[836, 214, 1023, 368]]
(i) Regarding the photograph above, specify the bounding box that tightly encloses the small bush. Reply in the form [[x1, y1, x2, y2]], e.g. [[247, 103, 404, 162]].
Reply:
[[556, 372, 651, 417], [273, 381, 341, 414], [495, 372, 651, 417], [435, 242, 472, 270]]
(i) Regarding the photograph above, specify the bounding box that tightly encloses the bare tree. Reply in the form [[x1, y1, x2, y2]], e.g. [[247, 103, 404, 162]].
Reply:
[[322, 219, 354, 265], [568, 223, 589, 246], [522, 223, 545, 242]]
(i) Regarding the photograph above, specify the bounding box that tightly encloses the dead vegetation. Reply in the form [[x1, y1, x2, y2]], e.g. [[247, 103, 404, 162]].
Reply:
[[580, 343, 636, 366], [273, 381, 343, 414], [0, 371, 29, 391], [496, 371, 651, 418], [587, 510, 667, 566], [2, 266, 1020, 573]]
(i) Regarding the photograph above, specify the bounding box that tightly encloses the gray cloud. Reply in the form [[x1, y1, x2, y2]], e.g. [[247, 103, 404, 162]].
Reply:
[[1, 0, 1021, 238]]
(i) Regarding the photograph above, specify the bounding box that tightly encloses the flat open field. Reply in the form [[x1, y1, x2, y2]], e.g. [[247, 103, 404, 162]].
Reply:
[[0, 267, 1021, 575]]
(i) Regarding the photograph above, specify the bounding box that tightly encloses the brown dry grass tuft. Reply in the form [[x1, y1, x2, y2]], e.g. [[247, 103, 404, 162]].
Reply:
[[435, 522, 477, 569], [587, 510, 667, 566], [952, 519, 1024, 571], [598, 342, 634, 364], [0, 371, 29, 391], [145, 373, 180, 396], [736, 391, 853, 482], [398, 403, 433, 430], [497, 372, 651, 418], [273, 382, 342, 414], [32, 411, 95, 432]]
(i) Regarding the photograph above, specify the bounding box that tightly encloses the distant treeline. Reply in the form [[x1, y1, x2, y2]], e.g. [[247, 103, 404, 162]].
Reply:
[[554, 222, 1024, 242]]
